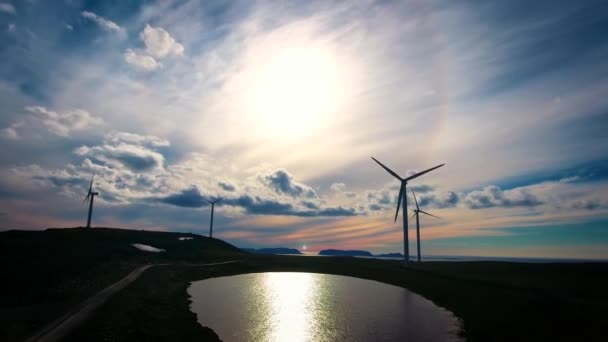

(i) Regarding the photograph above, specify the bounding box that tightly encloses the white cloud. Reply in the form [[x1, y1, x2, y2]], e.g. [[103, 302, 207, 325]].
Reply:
[[0, 3, 15, 15], [330, 183, 346, 192], [140, 24, 184, 58], [106, 131, 170, 147], [124, 49, 161, 71], [81, 11, 124, 34], [74, 132, 167, 173], [1, 106, 103, 139], [0, 121, 22, 139]]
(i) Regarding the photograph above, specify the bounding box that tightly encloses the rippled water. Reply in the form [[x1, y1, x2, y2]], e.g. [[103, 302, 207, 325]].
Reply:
[[188, 272, 463, 341]]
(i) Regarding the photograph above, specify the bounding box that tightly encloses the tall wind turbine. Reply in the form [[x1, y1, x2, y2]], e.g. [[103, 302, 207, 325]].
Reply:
[[411, 189, 440, 262], [84, 172, 99, 229], [207, 198, 221, 238], [371, 157, 444, 266]]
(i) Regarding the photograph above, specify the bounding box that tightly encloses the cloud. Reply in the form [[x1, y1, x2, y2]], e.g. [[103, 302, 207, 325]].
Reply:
[[218, 181, 236, 192], [105, 131, 170, 147], [302, 201, 319, 210], [81, 11, 124, 34], [124, 49, 161, 71], [1, 106, 103, 139], [140, 24, 184, 58], [157, 186, 207, 208], [463, 185, 543, 209], [410, 184, 435, 194], [369, 204, 382, 211], [262, 169, 317, 198], [0, 3, 15, 15], [418, 191, 460, 209], [0, 121, 23, 139], [153, 185, 357, 217], [571, 199, 602, 211], [330, 182, 346, 192], [74, 133, 166, 172]]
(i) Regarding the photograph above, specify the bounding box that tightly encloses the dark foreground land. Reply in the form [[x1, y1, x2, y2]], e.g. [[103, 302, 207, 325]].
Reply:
[[2, 228, 607, 341]]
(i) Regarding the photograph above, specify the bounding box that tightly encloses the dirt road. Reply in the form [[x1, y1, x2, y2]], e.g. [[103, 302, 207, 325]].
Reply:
[[26, 261, 238, 342]]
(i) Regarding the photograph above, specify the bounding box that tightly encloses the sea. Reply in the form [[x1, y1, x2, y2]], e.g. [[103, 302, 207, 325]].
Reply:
[[291, 252, 607, 263]]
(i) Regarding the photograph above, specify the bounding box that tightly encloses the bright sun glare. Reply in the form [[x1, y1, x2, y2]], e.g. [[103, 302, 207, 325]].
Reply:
[[243, 43, 352, 141]]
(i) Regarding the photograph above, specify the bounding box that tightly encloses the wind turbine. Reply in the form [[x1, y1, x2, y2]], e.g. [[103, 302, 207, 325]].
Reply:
[[371, 157, 444, 266], [411, 189, 440, 262], [84, 172, 99, 228], [207, 198, 221, 238]]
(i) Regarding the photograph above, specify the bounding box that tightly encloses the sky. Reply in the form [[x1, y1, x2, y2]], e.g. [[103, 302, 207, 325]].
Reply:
[[1, 0, 607, 259]]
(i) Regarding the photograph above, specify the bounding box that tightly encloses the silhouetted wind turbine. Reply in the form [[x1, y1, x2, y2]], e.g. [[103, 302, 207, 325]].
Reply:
[[371, 157, 444, 266], [208, 198, 221, 238], [411, 189, 440, 262], [83, 172, 99, 228]]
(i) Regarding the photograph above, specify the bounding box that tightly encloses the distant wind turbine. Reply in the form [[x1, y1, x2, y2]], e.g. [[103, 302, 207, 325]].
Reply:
[[371, 157, 444, 266], [84, 172, 99, 228], [208, 198, 221, 238], [410, 189, 440, 262]]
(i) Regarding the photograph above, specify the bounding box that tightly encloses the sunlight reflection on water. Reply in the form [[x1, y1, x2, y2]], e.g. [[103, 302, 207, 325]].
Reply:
[[188, 272, 463, 342]]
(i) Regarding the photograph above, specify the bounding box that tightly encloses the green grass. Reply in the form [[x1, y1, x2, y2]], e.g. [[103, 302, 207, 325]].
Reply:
[[0, 227, 245, 341], [2, 228, 607, 341]]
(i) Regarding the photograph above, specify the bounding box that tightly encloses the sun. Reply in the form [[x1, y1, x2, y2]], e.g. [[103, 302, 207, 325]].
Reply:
[[243, 43, 351, 141]]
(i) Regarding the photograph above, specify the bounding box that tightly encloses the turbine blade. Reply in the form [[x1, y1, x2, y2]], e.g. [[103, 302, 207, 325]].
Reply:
[[84, 193, 90, 203], [419, 210, 440, 219], [412, 189, 419, 210], [87, 172, 95, 194], [394, 183, 404, 222], [404, 163, 445, 182], [371, 157, 403, 181], [410, 212, 417, 221]]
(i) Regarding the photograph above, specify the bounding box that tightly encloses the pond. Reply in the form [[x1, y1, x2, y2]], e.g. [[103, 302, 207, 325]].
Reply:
[[188, 272, 463, 341]]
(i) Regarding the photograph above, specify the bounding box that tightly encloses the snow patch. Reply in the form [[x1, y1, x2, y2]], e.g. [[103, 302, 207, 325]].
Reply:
[[132, 243, 165, 252]]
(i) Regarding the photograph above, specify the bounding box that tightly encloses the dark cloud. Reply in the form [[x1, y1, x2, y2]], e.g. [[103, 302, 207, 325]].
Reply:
[[263, 169, 317, 198], [302, 201, 320, 210], [464, 186, 542, 209], [410, 184, 435, 193], [156, 186, 208, 208], [39, 175, 87, 188], [571, 199, 601, 210], [295, 206, 357, 217], [222, 195, 293, 215], [111, 152, 160, 171], [218, 181, 235, 192], [418, 191, 459, 209], [152, 187, 357, 217], [369, 204, 382, 211]]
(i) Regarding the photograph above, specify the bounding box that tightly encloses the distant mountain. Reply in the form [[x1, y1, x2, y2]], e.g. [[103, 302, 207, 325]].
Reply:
[[318, 249, 373, 257], [375, 253, 404, 258], [241, 247, 302, 255]]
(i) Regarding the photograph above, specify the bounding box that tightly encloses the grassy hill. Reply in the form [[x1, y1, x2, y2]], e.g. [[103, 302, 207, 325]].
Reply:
[[0, 227, 245, 341]]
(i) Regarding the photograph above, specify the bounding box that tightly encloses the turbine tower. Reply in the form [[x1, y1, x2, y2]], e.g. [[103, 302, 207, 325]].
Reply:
[[207, 198, 221, 238], [371, 157, 444, 266], [411, 189, 440, 262], [84, 173, 99, 228]]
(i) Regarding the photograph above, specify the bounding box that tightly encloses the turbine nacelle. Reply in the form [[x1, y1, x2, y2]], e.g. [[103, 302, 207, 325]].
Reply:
[[371, 157, 444, 222]]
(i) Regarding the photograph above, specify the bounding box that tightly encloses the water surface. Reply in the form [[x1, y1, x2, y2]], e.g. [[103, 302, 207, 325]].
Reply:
[[188, 272, 463, 341]]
